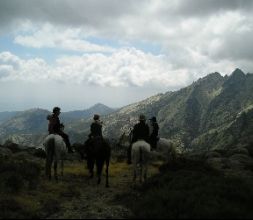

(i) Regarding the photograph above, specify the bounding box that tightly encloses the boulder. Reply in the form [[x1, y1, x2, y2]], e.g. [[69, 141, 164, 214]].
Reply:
[[3, 142, 26, 153], [227, 147, 249, 157], [0, 147, 12, 157], [206, 157, 230, 170], [229, 154, 253, 170], [205, 151, 221, 159], [33, 148, 46, 159]]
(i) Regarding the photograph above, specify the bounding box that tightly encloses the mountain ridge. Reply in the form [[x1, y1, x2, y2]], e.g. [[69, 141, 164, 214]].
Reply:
[[1, 69, 253, 153]]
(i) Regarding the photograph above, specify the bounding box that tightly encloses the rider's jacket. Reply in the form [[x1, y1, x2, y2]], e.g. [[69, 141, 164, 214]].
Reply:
[[47, 114, 61, 134], [150, 122, 159, 139], [132, 121, 150, 143], [90, 120, 102, 137]]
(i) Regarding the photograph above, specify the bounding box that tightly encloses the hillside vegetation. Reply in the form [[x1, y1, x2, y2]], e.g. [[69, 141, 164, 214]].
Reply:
[[1, 142, 253, 219]]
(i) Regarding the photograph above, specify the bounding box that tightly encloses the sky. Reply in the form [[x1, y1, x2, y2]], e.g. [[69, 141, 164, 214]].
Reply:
[[0, 0, 253, 111]]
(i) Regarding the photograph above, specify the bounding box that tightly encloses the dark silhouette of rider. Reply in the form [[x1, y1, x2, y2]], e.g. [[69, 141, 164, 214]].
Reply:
[[85, 114, 103, 152], [127, 114, 150, 164], [90, 114, 103, 138], [149, 116, 159, 150], [84, 114, 103, 176], [47, 106, 73, 153]]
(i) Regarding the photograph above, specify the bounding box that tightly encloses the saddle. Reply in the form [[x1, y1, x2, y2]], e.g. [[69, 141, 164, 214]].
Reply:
[[85, 136, 106, 155]]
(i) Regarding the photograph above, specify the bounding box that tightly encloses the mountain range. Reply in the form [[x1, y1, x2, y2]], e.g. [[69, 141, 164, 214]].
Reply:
[[0, 103, 116, 146], [0, 111, 21, 125], [0, 68, 253, 153], [66, 68, 253, 152]]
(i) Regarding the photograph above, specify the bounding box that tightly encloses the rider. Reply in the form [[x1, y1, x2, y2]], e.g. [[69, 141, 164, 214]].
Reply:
[[127, 114, 150, 164], [47, 106, 74, 153], [149, 116, 159, 150], [85, 114, 103, 149], [84, 114, 103, 175], [90, 114, 103, 138]]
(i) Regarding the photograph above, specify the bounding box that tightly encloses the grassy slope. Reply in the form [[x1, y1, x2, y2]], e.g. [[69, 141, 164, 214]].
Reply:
[[0, 155, 161, 219], [1, 152, 253, 219]]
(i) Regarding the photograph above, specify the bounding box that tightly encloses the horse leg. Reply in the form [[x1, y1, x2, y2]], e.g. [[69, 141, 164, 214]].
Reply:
[[132, 159, 137, 182], [45, 148, 53, 180], [132, 148, 138, 182], [96, 160, 104, 185], [105, 158, 110, 188], [143, 150, 149, 182], [45, 156, 50, 180], [54, 161, 58, 182], [61, 160, 64, 177], [140, 164, 143, 183], [139, 148, 143, 183], [88, 158, 94, 178], [143, 162, 148, 182], [46, 159, 52, 180]]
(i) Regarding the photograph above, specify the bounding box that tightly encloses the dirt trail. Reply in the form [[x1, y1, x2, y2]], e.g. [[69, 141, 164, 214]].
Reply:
[[46, 159, 161, 219]]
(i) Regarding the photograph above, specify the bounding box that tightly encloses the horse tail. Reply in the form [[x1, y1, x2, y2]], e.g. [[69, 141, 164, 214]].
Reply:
[[45, 136, 55, 177], [139, 147, 143, 163], [48, 137, 55, 163]]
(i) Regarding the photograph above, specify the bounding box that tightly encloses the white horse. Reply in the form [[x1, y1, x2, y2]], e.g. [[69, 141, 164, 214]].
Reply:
[[119, 131, 178, 162], [43, 134, 67, 181], [156, 138, 177, 161], [131, 140, 151, 183]]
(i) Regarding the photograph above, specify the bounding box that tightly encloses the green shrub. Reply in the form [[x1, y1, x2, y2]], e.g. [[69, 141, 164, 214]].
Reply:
[[0, 198, 39, 219], [124, 157, 253, 219], [41, 198, 61, 217], [4, 172, 24, 193], [0, 157, 42, 192]]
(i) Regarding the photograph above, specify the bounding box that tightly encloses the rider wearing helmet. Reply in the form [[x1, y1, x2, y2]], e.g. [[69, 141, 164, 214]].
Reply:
[[47, 107, 74, 153], [90, 114, 103, 138]]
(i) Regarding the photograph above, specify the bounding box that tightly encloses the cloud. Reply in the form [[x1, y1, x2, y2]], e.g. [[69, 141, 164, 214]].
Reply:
[[0, 0, 253, 88], [0, 0, 138, 31], [0, 49, 192, 89], [170, 0, 253, 17], [0, 51, 49, 81], [0, 51, 21, 68], [14, 23, 116, 53]]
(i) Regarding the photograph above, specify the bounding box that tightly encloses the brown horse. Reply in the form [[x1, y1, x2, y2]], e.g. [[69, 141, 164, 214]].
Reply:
[[84, 137, 111, 187]]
